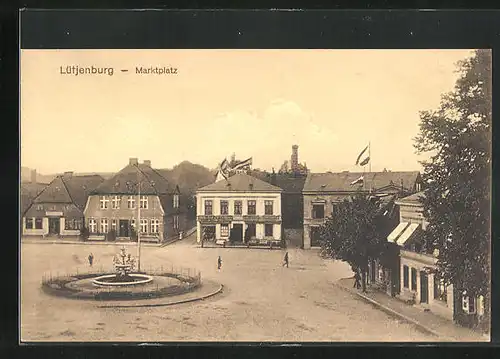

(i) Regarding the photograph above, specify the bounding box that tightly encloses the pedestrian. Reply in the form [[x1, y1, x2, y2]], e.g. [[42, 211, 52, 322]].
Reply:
[[354, 269, 361, 289], [282, 252, 289, 268], [88, 253, 94, 267], [217, 255, 222, 271]]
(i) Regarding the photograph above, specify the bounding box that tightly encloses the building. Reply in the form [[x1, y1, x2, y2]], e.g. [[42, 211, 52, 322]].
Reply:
[[250, 170, 307, 246], [302, 171, 422, 249], [22, 172, 104, 238], [387, 191, 486, 328], [83, 158, 187, 242], [20, 170, 49, 235], [196, 173, 282, 245]]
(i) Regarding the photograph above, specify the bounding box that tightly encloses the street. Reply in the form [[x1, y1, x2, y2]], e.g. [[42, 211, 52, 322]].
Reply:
[[21, 237, 440, 342]]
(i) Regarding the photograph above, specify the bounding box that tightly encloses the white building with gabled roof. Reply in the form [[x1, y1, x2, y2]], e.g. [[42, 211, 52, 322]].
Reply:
[[196, 173, 283, 245]]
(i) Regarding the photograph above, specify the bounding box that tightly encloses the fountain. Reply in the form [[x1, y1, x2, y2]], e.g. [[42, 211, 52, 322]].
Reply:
[[92, 247, 153, 286]]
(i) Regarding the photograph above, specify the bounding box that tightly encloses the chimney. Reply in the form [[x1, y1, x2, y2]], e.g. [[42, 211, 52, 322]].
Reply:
[[291, 145, 299, 173], [63, 171, 73, 179], [249, 183, 254, 191], [143, 160, 151, 167], [30, 169, 37, 183], [129, 157, 139, 166]]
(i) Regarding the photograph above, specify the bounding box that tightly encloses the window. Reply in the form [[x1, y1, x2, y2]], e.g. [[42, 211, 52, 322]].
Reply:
[[99, 196, 109, 209], [234, 200, 242, 215], [101, 218, 108, 233], [111, 219, 117, 231], [140, 196, 148, 209], [112, 196, 120, 209], [265, 224, 274, 237], [25, 218, 33, 229], [462, 295, 476, 314], [127, 196, 136, 209], [204, 200, 213, 215], [265, 200, 274, 215], [411, 268, 417, 291], [140, 219, 148, 233], [403, 265, 409, 288], [173, 215, 179, 230], [221, 224, 229, 237], [220, 200, 229, 215], [173, 195, 180, 208], [35, 217, 43, 229], [150, 219, 159, 233], [65, 218, 83, 230], [312, 204, 325, 219], [247, 200, 256, 215], [36, 205, 43, 211], [89, 218, 97, 233], [246, 223, 256, 238], [416, 182, 422, 192], [433, 275, 447, 303]]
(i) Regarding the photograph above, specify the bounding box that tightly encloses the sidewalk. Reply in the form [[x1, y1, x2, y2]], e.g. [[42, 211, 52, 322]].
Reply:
[[21, 238, 161, 247], [336, 277, 489, 342]]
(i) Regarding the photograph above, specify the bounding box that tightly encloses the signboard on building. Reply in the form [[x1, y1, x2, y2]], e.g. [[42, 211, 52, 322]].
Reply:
[[198, 215, 233, 224], [46, 211, 63, 217]]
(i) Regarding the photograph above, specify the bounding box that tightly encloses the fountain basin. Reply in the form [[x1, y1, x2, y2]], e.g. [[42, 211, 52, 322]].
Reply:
[[92, 273, 153, 287]]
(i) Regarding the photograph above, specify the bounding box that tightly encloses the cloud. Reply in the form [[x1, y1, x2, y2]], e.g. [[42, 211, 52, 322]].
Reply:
[[203, 100, 339, 169]]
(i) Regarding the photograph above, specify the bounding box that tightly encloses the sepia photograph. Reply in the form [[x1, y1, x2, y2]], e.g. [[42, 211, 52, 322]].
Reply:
[[20, 49, 491, 342]]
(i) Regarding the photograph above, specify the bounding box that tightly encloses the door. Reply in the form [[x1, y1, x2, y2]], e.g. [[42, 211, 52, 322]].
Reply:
[[310, 227, 321, 247], [232, 224, 243, 242], [420, 271, 429, 303], [48, 218, 60, 235], [119, 220, 130, 237]]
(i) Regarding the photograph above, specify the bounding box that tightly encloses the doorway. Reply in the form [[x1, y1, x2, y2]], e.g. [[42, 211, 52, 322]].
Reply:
[[232, 224, 243, 242], [48, 217, 60, 235], [420, 271, 429, 304], [310, 227, 321, 247], [119, 220, 130, 237]]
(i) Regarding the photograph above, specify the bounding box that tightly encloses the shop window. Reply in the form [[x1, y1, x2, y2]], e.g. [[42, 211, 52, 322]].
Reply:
[[265, 224, 273, 237], [26, 218, 34, 229], [221, 224, 229, 237], [35, 217, 43, 229]]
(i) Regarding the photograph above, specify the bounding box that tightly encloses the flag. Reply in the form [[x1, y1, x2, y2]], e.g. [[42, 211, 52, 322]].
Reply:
[[355, 145, 369, 165], [232, 157, 253, 170], [359, 156, 370, 166], [350, 176, 364, 186], [216, 158, 230, 181]]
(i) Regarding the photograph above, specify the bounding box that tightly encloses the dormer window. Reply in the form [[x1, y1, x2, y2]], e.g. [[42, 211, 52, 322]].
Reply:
[[416, 182, 422, 192], [140, 195, 148, 209], [173, 194, 180, 208], [99, 196, 109, 209]]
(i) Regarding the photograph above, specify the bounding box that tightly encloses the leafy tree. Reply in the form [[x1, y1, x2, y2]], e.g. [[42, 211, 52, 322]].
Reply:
[[414, 50, 491, 324], [319, 192, 390, 292]]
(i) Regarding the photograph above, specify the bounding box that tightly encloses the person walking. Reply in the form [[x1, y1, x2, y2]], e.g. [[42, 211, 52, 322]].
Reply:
[[88, 253, 94, 267], [354, 269, 361, 289], [217, 255, 222, 272], [282, 252, 289, 268]]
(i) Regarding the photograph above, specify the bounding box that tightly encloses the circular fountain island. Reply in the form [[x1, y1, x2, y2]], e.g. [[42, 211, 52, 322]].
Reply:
[[92, 248, 153, 287], [41, 247, 204, 301]]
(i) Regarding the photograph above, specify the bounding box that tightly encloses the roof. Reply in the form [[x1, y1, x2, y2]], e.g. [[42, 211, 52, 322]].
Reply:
[[248, 171, 306, 193], [197, 173, 283, 193], [33, 174, 104, 210], [303, 171, 420, 193], [20, 182, 48, 215], [92, 164, 175, 195], [396, 191, 426, 206]]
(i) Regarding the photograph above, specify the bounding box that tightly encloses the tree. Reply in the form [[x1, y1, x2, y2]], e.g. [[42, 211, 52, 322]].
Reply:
[[319, 192, 389, 292], [414, 50, 491, 324]]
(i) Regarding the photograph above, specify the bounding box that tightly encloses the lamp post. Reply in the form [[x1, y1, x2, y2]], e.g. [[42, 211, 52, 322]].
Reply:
[[137, 172, 142, 272]]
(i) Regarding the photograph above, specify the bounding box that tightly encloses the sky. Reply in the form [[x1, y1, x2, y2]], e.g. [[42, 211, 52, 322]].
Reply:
[[20, 49, 475, 174]]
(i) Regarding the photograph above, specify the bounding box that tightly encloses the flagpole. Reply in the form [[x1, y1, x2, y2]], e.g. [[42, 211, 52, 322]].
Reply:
[[369, 141, 372, 193]]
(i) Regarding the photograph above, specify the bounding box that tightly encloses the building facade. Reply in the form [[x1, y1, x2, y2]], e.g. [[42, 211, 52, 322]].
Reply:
[[196, 173, 282, 245], [22, 172, 104, 238], [302, 171, 422, 249], [84, 158, 187, 242], [388, 192, 485, 326]]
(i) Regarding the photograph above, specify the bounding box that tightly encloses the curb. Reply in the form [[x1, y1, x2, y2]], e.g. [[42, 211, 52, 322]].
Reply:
[[22, 240, 160, 247], [97, 283, 224, 309], [334, 280, 449, 340]]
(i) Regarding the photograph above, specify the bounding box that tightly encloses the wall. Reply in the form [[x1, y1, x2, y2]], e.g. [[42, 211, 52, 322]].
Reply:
[[84, 194, 165, 240], [196, 191, 282, 242], [399, 250, 454, 321], [399, 204, 429, 230], [283, 228, 304, 247]]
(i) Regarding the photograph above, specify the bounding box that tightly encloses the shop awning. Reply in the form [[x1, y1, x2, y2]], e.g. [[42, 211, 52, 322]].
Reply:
[[396, 222, 421, 246], [387, 222, 410, 243]]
